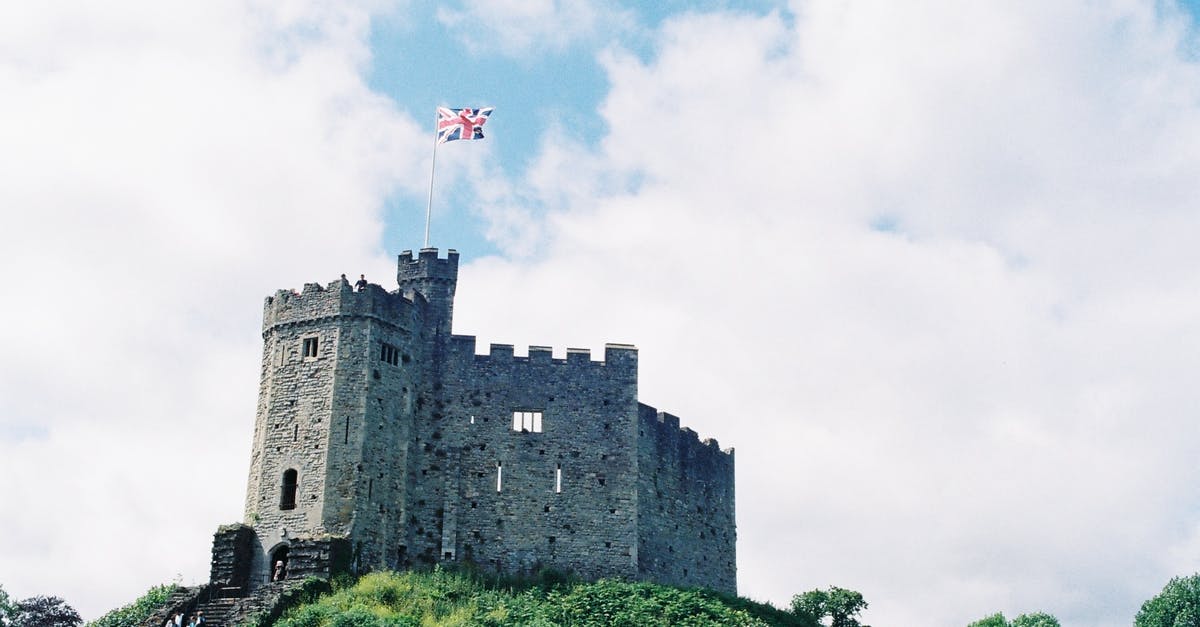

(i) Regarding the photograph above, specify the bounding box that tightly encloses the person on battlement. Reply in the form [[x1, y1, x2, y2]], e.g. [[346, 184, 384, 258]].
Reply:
[[355, 274, 368, 292]]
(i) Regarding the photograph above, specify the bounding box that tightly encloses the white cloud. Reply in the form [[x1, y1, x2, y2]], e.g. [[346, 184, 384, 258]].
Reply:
[[5, 1, 1200, 625], [0, 0, 424, 617], [435, 0, 634, 56], [456, 2, 1200, 625]]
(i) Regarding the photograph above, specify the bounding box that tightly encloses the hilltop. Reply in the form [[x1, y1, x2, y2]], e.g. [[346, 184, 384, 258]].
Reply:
[[91, 569, 807, 627]]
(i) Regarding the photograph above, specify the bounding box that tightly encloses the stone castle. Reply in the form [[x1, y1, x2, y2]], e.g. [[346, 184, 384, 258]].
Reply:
[[207, 248, 736, 596]]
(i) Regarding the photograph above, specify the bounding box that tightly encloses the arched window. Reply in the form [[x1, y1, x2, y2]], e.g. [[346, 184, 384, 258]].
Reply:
[[280, 469, 298, 510]]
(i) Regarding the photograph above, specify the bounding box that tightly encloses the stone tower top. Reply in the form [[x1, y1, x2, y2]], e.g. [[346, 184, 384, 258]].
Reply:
[[397, 248, 459, 336]]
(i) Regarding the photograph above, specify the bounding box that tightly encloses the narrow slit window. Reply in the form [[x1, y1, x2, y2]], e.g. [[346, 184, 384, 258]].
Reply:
[[302, 337, 319, 358], [280, 469, 298, 510], [344, 417, 350, 445], [511, 411, 543, 433], [555, 463, 562, 493], [496, 462, 503, 492]]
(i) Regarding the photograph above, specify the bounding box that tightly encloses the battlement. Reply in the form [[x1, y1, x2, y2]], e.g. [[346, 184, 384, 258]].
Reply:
[[639, 405, 735, 457], [446, 336, 638, 369], [234, 246, 734, 596], [262, 278, 417, 333], [397, 248, 459, 283], [397, 248, 458, 335]]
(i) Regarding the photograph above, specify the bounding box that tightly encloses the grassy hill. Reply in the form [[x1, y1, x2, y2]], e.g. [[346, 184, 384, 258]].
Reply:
[[88, 569, 806, 627], [268, 569, 803, 627]]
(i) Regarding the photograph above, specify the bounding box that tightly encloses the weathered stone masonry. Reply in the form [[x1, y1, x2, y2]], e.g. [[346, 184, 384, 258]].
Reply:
[[212, 248, 737, 595]]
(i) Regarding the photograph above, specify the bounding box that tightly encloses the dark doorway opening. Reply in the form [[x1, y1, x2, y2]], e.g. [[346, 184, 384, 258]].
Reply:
[[270, 545, 289, 582]]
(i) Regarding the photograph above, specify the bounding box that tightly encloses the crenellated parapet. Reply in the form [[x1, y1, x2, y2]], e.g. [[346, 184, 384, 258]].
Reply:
[[223, 244, 734, 596], [398, 248, 459, 284], [639, 406, 735, 459], [397, 248, 458, 336], [445, 336, 639, 372], [262, 278, 419, 335]]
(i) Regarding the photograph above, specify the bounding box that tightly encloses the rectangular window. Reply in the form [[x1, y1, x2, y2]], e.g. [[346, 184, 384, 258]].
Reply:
[[555, 463, 562, 494], [496, 462, 503, 492], [380, 343, 400, 366], [512, 411, 543, 433], [302, 337, 319, 358]]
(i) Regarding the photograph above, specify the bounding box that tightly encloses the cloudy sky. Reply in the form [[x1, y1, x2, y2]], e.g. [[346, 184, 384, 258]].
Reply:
[[3, 1, 1200, 625]]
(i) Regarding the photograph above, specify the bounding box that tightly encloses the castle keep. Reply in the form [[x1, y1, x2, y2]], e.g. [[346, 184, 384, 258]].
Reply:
[[210, 248, 736, 595]]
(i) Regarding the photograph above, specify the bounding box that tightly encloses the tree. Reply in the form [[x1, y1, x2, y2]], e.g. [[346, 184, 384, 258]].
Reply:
[[13, 596, 81, 627], [968, 612, 1059, 627], [1136, 573, 1200, 627], [0, 586, 16, 627], [791, 586, 868, 627], [966, 613, 1008, 627], [1010, 613, 1060, 627]]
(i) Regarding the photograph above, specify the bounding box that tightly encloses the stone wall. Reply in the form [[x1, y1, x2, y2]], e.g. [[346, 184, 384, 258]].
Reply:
[[397, 249, 458, 338], [242, 277, 422, 586], [210, 524, 255, 591], [415, 339, 641, 580], [636, 405, 737, 594], [285, 537, 352, 580], [225, 247, 737, 594]]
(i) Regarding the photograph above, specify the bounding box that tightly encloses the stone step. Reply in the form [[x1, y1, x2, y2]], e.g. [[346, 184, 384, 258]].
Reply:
[[174, 580, 310, 627]]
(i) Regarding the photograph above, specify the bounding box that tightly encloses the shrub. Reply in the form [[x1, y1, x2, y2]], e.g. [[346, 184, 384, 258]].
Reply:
[[88, 584, 177, 627]]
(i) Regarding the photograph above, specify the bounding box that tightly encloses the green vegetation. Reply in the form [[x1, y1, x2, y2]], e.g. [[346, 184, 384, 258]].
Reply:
[[0, 585, 15, 627], [790, 587, 868, 627], [243, 578, 333, 627], [11, 596, 81, 627], [273, 569, 800, 627], [69, 568, 1200, 626], [967, 612, 1060, 627], [87, 584, 177, 627], [1136, 573, 1200, 627]]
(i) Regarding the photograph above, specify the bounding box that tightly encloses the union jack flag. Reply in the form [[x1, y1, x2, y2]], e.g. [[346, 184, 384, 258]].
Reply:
[[437, 107, 493, 144]]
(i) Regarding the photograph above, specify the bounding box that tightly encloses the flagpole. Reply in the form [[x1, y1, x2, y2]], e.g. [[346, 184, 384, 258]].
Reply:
[[424, 109, 440, 249]]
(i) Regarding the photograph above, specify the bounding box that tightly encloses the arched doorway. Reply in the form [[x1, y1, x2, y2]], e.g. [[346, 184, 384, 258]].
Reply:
[[269, 544, 289, 582]]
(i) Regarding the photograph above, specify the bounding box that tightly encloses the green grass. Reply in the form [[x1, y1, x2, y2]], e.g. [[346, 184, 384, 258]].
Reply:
[[272, 569, 801, 627], [87, 583, 178, 627]]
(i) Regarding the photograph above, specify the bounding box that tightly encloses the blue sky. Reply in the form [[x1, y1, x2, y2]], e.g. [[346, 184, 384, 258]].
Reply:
[[366, 1, 790, 259], [4, 1, 1200, 626], [368, 3, 615, 257]]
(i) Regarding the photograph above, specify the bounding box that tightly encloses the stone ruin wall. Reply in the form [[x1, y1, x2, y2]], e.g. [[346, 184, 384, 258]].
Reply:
[[636, 405, 737, 594]]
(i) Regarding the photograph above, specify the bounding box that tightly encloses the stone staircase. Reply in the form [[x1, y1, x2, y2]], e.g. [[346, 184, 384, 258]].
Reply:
[[148, 580, 318, 627], [191, 596, 240, 627]]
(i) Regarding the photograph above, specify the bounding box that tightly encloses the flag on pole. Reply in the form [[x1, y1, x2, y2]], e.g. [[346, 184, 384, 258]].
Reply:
[[436, 107, 493, 144]]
